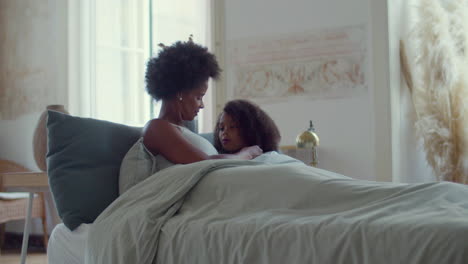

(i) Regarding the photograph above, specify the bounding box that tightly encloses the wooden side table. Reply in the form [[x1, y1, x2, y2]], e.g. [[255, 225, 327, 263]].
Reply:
[[0, 172, 48, 264]]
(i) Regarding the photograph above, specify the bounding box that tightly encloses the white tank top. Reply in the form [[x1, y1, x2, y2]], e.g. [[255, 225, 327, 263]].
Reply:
[[119, 124, 217, 195], [154, 124, 217, 171]]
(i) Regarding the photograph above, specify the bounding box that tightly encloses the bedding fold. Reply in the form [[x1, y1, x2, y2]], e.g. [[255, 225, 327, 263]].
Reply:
[[84, 158, 279, 264]]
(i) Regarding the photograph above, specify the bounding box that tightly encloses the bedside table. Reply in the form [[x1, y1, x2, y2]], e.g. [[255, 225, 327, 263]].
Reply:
[[0, 172, 48, 264], [279, 145, 318, 167]]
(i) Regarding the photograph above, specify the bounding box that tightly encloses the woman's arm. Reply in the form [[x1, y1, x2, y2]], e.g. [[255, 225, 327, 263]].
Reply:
[[211, 145, 263, 160], [143, 119, 262, 164]]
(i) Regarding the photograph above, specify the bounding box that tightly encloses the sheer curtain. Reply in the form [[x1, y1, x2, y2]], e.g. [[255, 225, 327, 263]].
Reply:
[[69, 0, 216, 130], [69, 0, 150, 126], [94, 0, 151, 126]]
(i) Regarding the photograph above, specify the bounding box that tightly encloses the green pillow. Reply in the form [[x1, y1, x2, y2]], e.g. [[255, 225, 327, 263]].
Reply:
[[46, 111, 142, 230]]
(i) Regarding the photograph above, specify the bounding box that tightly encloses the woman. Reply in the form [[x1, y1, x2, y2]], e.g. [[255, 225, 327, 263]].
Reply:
[[142, 38, 262, 163], [119, 38, 262, 194], [214, 99, 281, 154]]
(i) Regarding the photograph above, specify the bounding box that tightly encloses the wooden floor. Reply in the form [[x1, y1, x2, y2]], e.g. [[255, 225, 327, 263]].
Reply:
[[0, 251, 47, 264]]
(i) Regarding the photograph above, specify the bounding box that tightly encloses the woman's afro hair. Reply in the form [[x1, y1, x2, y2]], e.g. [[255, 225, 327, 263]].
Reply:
[[214, 99, 281, 153], [145, 39, 221, 101]]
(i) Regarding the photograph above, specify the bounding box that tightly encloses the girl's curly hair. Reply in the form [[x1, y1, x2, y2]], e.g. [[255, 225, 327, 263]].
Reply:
[[214, 99, 281, 153], [145, 40, 221, 101]]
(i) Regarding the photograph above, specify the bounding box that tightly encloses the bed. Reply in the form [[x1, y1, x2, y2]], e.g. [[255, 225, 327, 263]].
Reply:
[[45, 111, 468, 264], [48, 223, 89, 264]]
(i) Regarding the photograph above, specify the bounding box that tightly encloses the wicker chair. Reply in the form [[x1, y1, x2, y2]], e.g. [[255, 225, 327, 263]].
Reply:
[[0, 159, 48, 251]]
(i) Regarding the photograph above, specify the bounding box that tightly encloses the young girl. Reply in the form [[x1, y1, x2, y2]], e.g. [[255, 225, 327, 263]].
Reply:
[[214, 99, 281, 154]]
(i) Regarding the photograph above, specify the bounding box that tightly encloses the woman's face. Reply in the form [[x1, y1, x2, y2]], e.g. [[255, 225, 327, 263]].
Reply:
[[180, 81, 208, 121], [217, 112, 247, 152]]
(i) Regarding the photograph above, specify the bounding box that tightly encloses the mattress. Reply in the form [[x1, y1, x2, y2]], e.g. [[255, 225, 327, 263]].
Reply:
[[48, 223, 90, 264]]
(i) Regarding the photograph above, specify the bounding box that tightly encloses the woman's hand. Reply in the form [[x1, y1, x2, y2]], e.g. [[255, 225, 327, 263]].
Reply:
[[209, 145, 262, 161], [239, 145, 263, 160]]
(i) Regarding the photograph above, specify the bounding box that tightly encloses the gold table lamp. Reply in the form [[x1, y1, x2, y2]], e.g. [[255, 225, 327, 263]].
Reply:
[[296, 121, 319, 167]]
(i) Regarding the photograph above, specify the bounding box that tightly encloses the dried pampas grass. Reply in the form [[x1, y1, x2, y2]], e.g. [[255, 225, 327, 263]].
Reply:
[[404, 0, 468, 184]]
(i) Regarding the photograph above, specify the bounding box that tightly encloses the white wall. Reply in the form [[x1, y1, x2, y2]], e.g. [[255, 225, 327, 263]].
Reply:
[[0, 0, 68, 234], [223, 0, 380, 180]]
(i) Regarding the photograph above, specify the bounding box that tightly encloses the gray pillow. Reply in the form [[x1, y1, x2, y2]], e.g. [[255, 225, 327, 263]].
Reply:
[[46, 111, 214, 231], [200, 132, 214, 144], [46, 111, 142, 230]]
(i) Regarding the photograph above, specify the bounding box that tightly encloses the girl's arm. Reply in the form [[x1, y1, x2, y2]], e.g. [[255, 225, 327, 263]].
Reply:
[[143, 119, 262, 164]]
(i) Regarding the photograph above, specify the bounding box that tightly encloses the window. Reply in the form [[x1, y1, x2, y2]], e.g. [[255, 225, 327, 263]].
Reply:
[[69, 0, 218, 131]]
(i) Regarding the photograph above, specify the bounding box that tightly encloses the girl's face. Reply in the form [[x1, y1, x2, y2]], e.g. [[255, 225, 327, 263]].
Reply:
[[217, 112, 247, 153], [179, 80, 208, 121]]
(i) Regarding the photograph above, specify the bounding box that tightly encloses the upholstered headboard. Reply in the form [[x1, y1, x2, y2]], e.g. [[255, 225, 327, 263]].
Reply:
[[46, 110, 213, 230]]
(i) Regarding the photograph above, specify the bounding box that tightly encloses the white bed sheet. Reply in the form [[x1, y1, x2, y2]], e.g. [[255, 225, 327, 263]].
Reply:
[[86, 157, 468, 264], [48, 223, 90, 264]]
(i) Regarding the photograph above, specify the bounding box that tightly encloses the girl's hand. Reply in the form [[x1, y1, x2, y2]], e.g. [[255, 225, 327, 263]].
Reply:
[[239, 145, 263, 160]]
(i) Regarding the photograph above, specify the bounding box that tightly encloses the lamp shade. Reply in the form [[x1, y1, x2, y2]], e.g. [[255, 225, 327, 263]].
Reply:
[[296, 120, 319, 148]]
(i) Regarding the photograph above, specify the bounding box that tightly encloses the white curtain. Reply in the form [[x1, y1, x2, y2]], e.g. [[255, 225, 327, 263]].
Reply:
[[69, 0, 151, 126]]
